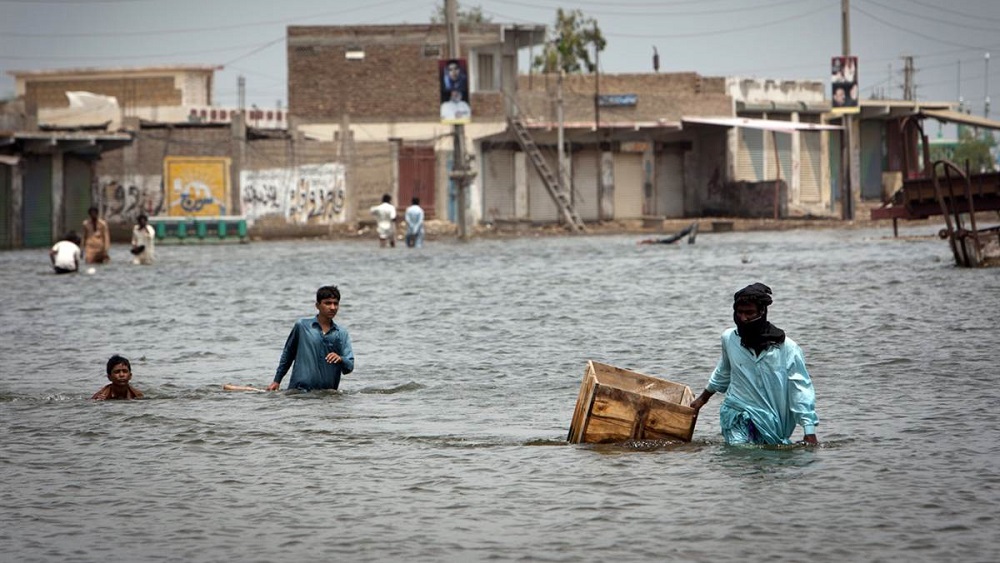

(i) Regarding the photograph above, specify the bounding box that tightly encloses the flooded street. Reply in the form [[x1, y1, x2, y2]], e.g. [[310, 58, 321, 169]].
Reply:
[[2, 224, 998, 562]]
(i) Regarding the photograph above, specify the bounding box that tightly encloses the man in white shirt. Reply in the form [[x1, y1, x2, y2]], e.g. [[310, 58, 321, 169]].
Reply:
[[49, 231, 82, 274], [131, 214, 156, 265], [370, 194, 397, 248]]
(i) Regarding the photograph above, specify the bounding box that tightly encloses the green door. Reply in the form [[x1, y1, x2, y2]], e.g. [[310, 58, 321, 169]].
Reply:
[[23, 155, 53, 248], [64, 155, 93, 235], [0, 164, 11, 249]]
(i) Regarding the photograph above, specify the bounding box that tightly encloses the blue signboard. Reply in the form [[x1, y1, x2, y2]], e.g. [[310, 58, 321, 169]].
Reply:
[[598, 94, 638, 107]]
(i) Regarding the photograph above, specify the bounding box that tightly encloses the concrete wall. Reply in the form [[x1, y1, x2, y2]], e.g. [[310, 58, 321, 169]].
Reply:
[[93, 122, 377, 230]]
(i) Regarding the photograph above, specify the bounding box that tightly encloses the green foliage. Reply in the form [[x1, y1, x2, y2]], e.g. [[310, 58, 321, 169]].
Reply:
[[430, 2, 491, 25], [532, 9, 606, 74], [950, 127, 997, 173]]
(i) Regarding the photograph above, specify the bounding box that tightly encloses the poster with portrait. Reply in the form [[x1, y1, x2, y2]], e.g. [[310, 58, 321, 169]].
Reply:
[[439, 58, 471, 124], [831, 56, 859, 114]]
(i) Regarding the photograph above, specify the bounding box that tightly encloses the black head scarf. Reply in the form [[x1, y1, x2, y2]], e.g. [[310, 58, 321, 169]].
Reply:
[[733, 283, 785, 355]]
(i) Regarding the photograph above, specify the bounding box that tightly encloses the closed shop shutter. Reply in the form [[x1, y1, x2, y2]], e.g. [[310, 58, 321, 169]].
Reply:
[[772, 132, 793, 184], [483, 149, 515, 221], [571, 149, 600, 221], [613, 153, 644, 219], [860, 120, 883, 199], [737, 127, 764, 181], [64, 155, 92, 231], [527, 150, 560, 222], [23, 155, 53, 248], [0, 165, 11, 249], [800, 131, 822, 203], [655, 147, 684, 217]]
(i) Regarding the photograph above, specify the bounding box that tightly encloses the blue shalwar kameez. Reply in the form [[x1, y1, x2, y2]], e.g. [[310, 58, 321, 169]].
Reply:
[[273, 316, 354, 391], [707, 328, 818, 445]]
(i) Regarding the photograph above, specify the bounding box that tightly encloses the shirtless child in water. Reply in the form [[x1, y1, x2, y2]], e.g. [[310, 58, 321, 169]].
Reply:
[[92, 355, 144, 400]]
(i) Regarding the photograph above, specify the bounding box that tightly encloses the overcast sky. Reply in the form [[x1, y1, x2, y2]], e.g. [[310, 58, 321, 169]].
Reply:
[[3, 0, 999, 133]]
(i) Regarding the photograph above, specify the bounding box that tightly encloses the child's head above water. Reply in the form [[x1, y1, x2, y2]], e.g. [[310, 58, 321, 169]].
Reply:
[[106, 354, 132, 384]]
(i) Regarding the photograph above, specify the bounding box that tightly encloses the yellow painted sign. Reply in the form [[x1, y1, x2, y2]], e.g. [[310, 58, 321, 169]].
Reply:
[[163, 156, 231, 216]]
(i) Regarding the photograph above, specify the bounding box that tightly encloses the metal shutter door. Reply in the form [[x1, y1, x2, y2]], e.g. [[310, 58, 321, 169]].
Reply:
[[571, 149, 600, 221], [613, 153, 644, 219], [483, 149, 514, 221], [64, 155, 93, 231], [0, 165, 11, 249], [527, 150, 560, 222], [800, 131, 822, 203], [23, 155, 53, 248], [737, 127, 764, 181], [655, 147, 684, 217]]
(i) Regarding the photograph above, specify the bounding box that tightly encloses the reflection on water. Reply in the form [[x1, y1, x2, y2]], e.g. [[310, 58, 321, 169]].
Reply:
[[2, 226, 998, 562]]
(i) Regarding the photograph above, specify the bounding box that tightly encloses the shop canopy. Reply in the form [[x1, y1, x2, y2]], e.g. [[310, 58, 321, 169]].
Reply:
[[917, 109, 1000, 131], [681, 116, 842, 132]]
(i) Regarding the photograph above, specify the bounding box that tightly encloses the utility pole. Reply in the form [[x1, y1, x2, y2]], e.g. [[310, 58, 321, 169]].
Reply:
[[594, 42, 603, 221], [238, 75, 246, 113], [446, 0, 471, 240], [841, 0, 854, 220], [958, 60, 964, 113], [556, 41, 568, 206], [902, 56, 914, 101], [985, 52, 991, 119]]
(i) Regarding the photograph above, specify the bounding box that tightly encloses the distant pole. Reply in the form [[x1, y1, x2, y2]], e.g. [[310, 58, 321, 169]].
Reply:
[[985, 52, 991, 119], [238, 75, 245, 113], [958, 60, 964, 113], [841, 0, 854, 220], [446, 0, 469, 240], [594, 41, 603, 221]]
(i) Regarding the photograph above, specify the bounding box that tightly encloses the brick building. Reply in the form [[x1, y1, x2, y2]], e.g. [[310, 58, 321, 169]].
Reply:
[[287, 23, 546, 223]]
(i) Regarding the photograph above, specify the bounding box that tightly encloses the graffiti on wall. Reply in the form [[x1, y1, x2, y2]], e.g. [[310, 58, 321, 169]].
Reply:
[[163, 156, 231, 216], [240, 163, 347, 225], [99, 175, 164, 224]]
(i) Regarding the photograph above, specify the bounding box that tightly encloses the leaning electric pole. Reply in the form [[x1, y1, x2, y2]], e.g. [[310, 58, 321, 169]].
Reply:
[[446, 0, 472, 240], [841, 0, 855, 220]]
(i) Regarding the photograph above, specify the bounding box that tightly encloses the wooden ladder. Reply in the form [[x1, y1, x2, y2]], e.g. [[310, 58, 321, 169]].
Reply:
[[508, 116, 587, 232]]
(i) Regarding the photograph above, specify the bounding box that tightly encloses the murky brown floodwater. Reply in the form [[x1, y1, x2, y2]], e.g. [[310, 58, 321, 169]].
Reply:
[[2, 223, 998, 562]]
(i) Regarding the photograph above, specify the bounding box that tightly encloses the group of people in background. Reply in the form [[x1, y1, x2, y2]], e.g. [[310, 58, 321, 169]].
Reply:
[[48, 206, 156, 274], [369, 194, 425, 249]]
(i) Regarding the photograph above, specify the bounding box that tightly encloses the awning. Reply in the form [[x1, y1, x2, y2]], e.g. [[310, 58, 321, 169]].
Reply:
[[682, 116, 842, 132], [918, 109, 1000, 131]]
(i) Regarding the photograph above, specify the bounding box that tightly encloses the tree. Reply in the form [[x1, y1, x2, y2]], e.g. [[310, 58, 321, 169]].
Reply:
[[532, 9, 606, 74], [430, 2, 492, 25], [951, 127, 997, 174]]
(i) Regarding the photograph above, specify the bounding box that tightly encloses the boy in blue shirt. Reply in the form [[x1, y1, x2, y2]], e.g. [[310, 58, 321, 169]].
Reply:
[[268, 285, 355, 391]]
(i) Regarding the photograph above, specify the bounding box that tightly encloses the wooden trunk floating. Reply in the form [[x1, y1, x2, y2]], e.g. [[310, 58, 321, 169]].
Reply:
[[568, 361, 698, 444]]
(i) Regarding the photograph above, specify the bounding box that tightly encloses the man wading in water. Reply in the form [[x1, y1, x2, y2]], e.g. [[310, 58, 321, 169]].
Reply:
[[690, 283, 819, 445]]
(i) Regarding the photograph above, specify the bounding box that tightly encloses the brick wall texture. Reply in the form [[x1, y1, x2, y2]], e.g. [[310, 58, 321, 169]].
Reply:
[[26, 77, 181, 109], [288, 25, 506, 122], [515, 72, 732, 123]]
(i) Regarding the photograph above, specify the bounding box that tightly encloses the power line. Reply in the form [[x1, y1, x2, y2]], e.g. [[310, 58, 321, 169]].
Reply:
[[482, 0, 804, 18], [901, 0, 1000, 24], [859, 0, 1000, 33], [853, 4, 995, 51], [0, 0, 414, 39]]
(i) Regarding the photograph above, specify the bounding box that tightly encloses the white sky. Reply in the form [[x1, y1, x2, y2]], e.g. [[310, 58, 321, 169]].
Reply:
[[3, 0, 999, 136]]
